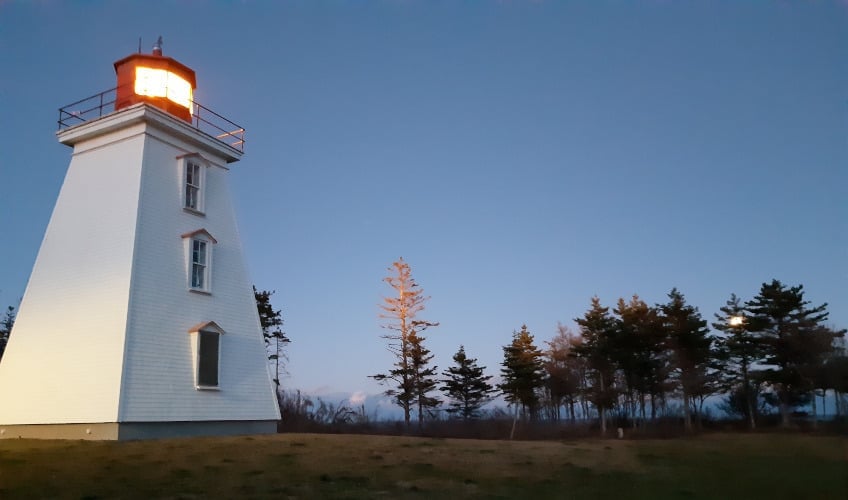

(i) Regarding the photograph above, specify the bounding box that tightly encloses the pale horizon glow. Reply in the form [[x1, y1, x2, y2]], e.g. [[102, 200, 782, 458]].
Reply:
[[349, 391, 367, 406]]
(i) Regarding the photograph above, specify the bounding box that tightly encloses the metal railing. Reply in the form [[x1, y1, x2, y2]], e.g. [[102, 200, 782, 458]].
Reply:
[[58, 86, 246, 152], [192, 101, 245, 152], [57, 87, 121, 129]]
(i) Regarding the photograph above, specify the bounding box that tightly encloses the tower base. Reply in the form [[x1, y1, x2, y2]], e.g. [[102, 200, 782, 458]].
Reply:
[[0, 420, 277, 440]]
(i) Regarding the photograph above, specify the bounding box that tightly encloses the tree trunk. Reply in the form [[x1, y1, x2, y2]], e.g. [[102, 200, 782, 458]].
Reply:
[[682, 390, 692, 432], [743, 365, 756, 430], [747, 397, 757, 430], [275, 337, 281, 386], [650, 394, 657, 421], [599, 372, 607, 436], [509, 405, 518, 440], [779, 396, 791, 428], [810, 390, 817, 430], [630, 391, 637, 428], [599, 406, 606, 437]]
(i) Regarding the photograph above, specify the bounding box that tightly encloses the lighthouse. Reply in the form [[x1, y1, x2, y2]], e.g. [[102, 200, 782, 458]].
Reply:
[[0, 42, 280, 440]]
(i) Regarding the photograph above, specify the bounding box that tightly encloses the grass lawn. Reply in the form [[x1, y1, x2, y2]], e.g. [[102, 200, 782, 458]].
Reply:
[[0, 432, 845, 499]]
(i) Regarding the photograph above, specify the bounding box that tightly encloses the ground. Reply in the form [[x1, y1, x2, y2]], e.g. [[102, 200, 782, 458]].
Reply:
[[0, 432, 845, 498]]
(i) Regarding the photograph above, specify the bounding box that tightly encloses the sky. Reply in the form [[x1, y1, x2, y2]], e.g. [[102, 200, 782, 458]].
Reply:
[[1, 1, 846, 406]]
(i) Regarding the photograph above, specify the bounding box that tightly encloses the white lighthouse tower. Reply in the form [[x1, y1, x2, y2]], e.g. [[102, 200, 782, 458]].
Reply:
[[0, 42, 280, 439]]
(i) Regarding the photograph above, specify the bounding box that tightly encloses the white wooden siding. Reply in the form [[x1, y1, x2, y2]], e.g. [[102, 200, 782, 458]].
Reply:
[[0, 126, 145, 424], [0, 105, 279, 426]]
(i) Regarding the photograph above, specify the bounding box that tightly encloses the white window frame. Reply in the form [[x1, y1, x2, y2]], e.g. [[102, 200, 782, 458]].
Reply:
[[188, 321, 225, 390], [191, 239, 209, 290], [179, 154, 209, 215], [181, 229, 217, 294]]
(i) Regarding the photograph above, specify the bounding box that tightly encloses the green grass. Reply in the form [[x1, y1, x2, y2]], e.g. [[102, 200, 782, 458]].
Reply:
[[0, 433, 844, 499]]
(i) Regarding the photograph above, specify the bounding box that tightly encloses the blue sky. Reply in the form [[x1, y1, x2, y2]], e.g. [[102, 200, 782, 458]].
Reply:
[[1, 1, 846, 401]]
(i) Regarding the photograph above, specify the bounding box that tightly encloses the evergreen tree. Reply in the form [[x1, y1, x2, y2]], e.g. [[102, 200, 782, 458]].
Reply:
[[800, 325, 845, 424], [408, 328, 440, 427], [0, 305, 15, 362], [544, 325, 583, 422], [613, 295, 667, 423], [254, 287, 289, 387], [573, 297, 618, 436], [500, 325, 546, 419], [821, 341, 848, 417], [659, 288, 715, 431], [441, 345, 495, 420], [371, 258, 438, 429], [745, 280, 844, 427], [713, 293, 761, 429]]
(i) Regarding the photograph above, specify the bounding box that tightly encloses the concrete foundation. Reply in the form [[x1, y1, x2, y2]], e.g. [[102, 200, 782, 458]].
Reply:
[[0, 420, 277, 440]]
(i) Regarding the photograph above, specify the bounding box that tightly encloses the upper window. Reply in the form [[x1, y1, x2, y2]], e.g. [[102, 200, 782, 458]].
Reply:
[[179, 154, 209, 215], [181, 229, 217, 293], [185, 161, 202, 211]]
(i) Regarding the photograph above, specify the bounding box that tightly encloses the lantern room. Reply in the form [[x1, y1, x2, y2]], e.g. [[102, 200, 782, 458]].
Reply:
[[114, 50, 196, 122], [56, 38, 244, 154]]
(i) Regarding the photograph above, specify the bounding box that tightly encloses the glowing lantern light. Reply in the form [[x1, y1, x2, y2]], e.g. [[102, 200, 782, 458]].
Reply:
[[133, 67, 194, 111]]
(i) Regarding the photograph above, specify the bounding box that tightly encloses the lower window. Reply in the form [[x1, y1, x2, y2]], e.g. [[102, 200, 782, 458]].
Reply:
[[197, 330, 220, 387], [188, 321, 225, 390]]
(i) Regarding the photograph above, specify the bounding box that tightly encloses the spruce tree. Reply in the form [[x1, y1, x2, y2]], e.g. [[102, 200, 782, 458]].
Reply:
[[713, 293, 761, 429], [500, 325, 546, 419], [745, 280, 844, 426], [441, 345, 495, 420], [544, 325, 583, 422], [371, 258, 438, 429], [613, 295, 667, 423], [408, 328, 440, 427], [658, 288, 715, 432], [0, 305, 16, 363], [821, 343, 848, 417], [254, 287, 289, 387], [573, 297, 618, 436]]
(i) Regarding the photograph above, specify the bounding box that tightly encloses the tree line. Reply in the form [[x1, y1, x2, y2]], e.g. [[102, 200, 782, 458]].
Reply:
[[371, 258, 847, 434], [3, 262, 844, 436]]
